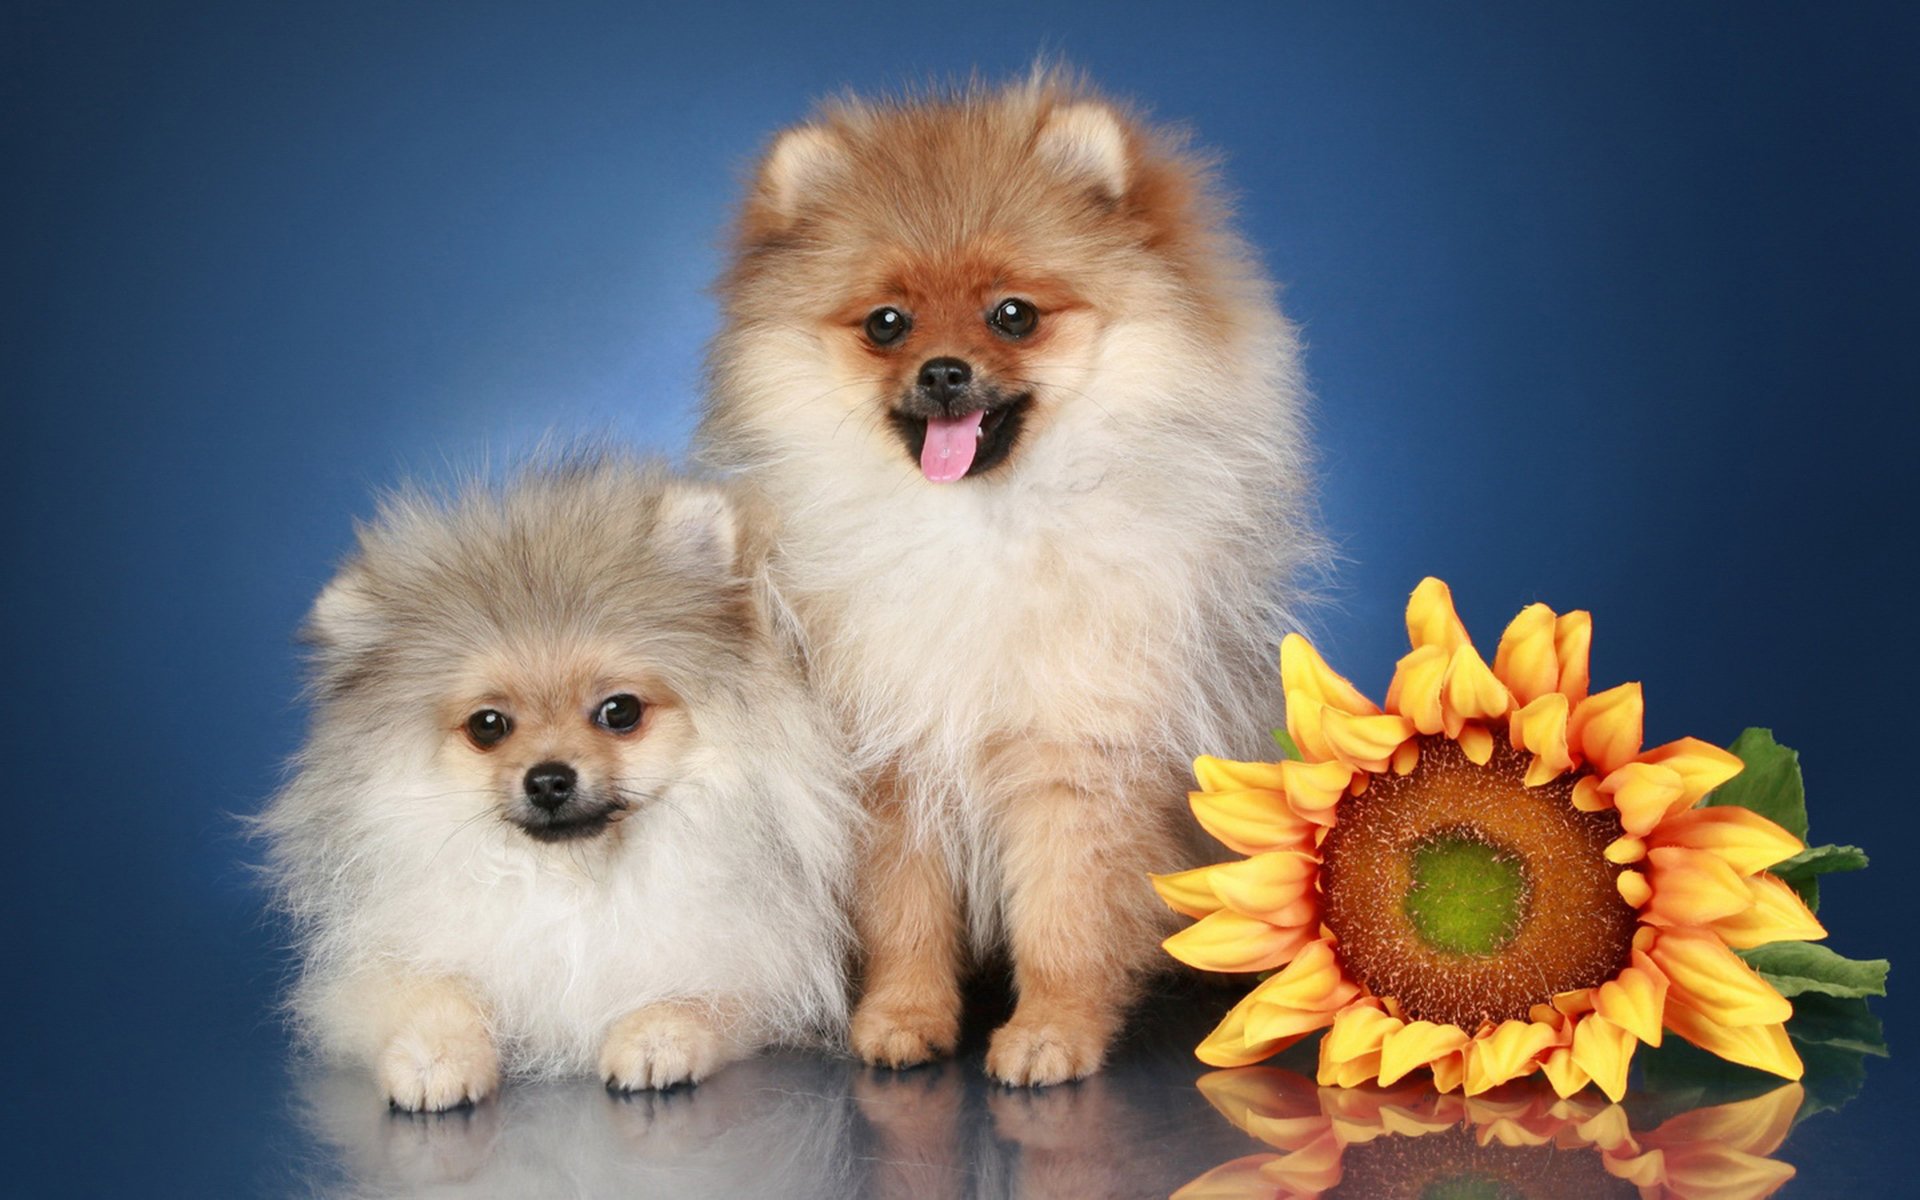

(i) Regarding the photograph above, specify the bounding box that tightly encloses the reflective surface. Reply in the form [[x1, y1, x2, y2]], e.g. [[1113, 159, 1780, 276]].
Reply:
[[261, 984, 1900, 1199]]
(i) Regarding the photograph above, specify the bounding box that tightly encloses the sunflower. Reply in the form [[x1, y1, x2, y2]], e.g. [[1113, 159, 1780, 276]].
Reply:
[[1154, 579, 1826, 1100], [1174, 1065, 1802, 1200]]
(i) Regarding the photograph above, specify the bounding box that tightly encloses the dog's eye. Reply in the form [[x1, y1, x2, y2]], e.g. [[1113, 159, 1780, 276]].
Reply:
[[987, 298, 1038, 339], [465, 709, 512, 748], [596, 693, 645, 733], [864, 307, 911, 347]]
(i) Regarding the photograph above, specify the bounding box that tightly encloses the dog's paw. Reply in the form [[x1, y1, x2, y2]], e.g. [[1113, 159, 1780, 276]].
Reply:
[[984, 1014, 1107, 1087], [379, 1024, 499, 1113], [600, 1004, 733, 1092], [851, 999, 959, 1069]]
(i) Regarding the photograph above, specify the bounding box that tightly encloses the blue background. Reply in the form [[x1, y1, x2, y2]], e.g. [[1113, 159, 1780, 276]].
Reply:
[[4, 2, 1915, 1192]]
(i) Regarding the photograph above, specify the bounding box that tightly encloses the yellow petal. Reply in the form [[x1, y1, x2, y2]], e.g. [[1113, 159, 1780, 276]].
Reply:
[[1592, 951, 1668, 1047], [1406, 577, 1472, 653], [1645, 846, 1755, 927], [1662, 996, 1803, 1079], [1604, 836, 1646, 864], [1390, 738, 1421, 776], [1150, 864, 1227, 919], [1193, 755, 1287, 794], [1282, 637, 1374, 756], [1711, 873, 1828, 949], [1456, 723, 1494, 766], [1649, 927, 1793, 1027], [1193, 952, 1355, 1068], [1386, 644, 1449, 735], [1319, 707, 1416, 773], [1243, 996, 1357, 1045], [1247, 939, 1359, 1016], [1570, 683, 1643, 775], [1320, 1002, 1401, 1067], [1195, 985, 1315, 1068], [1442, 643, 1512, 734], [1647, 807, 1804, 875], [1509, 692, 1573, 783], [1189, 789, 1314, 856], [1636, 737, 1746, 805], [1429, 1051, 1467, 1094], [1281, 634, 1380, 731], [1319, 1050, 1385, 1089], [1617, 870, 1651, 908], [1195, 941, 1358, 1065], [1539, 1046, 1591, 1098], [1378, 1021, 1471, 1086], [1600, 761, 1687, 837], [1493, 603, 1560, 705], [1571, 775, 1609, 812], [1164, 909, 1313, 974], [1206, 851, 1321, 923], [1554, 611, 1592, 704], [1464, 1019, 1557, 1095], [1279, 758, 1356, 825], [1571, 1014, 1637, 1102]]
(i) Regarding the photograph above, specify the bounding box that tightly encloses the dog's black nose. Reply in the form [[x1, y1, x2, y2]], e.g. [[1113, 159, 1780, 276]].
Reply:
[[917, 357, 972, 405], [523, 761, 577, 811]]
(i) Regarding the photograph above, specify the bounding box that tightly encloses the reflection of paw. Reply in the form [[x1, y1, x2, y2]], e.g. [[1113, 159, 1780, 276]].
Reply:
[[987, 1073, 1111, 1148], [600, 1005, 732, 1092], [380, 1101, 500, 1185], [985, 1015, 1107, 1087], [379, 1024, 499, 1113], [852, 1060, 964, 1139], [851, 1000, 958, 1069]]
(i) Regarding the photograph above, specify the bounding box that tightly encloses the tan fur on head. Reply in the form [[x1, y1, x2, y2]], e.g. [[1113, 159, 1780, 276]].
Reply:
[[700, 69, 1323, 1083], [260, 455, 859, 1100]]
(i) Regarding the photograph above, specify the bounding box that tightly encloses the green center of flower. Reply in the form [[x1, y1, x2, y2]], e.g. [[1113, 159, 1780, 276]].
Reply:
[[1404, 832, 1530, 956]]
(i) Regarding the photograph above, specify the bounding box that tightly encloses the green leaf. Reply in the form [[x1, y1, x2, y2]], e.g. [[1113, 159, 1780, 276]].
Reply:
[[1271, 729, 1301, 760], [1769, 844, 1870, 912], [1705, 728, 1807, 841], [1739, 942, 1889, 999], [1783, 994, 1889, 1058]]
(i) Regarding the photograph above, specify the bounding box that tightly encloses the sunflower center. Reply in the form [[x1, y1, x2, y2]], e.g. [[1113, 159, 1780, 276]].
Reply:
[[1404, 833, 1529, 956], [1319, 733, 1639, 1028]]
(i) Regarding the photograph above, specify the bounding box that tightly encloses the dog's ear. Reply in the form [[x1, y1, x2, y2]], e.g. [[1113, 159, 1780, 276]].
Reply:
[[303, 566, 385, 662], [654, 483, 739, 578], [754, 125, 848, 225], [1037, 102, 1131, 201]]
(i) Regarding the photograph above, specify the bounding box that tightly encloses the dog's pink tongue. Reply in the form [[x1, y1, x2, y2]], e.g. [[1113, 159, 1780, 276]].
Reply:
[[920, 410, 985, 482]]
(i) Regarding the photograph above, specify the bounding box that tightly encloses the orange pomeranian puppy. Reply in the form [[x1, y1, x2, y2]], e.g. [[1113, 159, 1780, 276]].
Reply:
[[697, 70, 1319, 1085]]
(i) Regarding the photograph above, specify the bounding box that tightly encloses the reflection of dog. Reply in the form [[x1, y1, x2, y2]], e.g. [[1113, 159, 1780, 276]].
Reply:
[[261, 458, 856, 1109], [294, 1055, 856, 1199], [699, 70, 1318, 1083], [850, 1058, 1249, 1200]]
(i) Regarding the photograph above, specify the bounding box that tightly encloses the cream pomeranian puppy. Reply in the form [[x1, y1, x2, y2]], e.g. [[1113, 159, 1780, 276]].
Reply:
[[260, 457, 857, 1110], [697, 71, 1319, 1085]]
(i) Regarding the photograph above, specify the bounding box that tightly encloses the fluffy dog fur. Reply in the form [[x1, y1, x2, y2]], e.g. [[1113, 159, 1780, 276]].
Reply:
[[697, 71, 1319, 1084], [260, 457, 857, 1110]]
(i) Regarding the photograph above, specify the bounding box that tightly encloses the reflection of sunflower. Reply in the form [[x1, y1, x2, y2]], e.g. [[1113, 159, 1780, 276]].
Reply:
[[1176, 1066, 1801, 1200], [1155, 579, 1824, 1099]]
